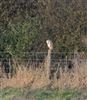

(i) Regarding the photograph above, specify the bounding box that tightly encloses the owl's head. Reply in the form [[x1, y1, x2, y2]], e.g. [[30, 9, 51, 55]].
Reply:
[[46, 40, 53, 50]]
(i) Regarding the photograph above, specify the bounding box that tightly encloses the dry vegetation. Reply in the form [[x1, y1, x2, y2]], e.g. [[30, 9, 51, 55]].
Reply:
[[1, 61, 87, 90]]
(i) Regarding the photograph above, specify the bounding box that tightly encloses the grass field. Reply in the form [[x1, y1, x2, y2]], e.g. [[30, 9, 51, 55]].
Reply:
[[0, 87, 87, 100], [0, 59, 87, 100]]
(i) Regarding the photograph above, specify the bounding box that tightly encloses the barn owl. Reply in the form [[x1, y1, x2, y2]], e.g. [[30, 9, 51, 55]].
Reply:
[[46, 40, 53, 50]]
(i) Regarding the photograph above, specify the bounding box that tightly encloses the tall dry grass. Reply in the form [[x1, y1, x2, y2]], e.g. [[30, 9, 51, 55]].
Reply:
[[0, 61, 87, 90]]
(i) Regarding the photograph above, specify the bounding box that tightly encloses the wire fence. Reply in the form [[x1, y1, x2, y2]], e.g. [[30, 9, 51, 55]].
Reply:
[[0, 51, 87, 71], [0, 51, 87, 90], [0, 51, 87, 66]]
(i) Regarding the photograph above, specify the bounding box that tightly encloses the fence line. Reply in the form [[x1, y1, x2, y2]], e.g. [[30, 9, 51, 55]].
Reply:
[[0, 51, 87, 61]]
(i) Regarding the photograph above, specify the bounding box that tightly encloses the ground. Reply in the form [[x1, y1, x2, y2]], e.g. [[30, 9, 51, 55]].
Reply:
[[0, 87, 87, 100]]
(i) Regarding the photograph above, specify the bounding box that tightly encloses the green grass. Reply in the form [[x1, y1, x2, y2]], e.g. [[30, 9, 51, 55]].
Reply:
[[33, 89, 77, 100], [0, 87, 23, 100], [0, 87, 87, 100]]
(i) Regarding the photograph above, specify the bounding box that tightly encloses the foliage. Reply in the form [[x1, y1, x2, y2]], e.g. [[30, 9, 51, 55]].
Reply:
[[0, 17, 41, 57], [37, 0, 87, 52], [0, 0, 87, 57]]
